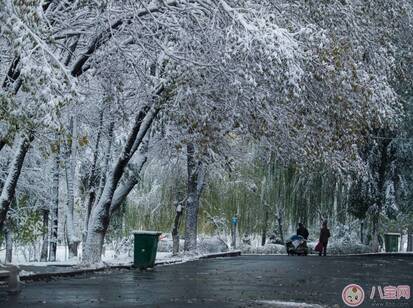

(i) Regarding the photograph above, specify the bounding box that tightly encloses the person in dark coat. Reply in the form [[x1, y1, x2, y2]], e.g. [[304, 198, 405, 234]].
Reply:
[[319, 221, 331, 256], [297, 223, 309, 240]]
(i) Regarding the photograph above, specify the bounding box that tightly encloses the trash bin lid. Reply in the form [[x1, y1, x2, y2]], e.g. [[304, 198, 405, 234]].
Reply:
[[132, 231, 162, 235], [384, 232, 401, 236]]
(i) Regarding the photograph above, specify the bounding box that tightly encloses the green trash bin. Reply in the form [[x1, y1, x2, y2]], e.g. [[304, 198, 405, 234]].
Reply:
[[384, 233, 400, 252], [133, 231, 162, 269]]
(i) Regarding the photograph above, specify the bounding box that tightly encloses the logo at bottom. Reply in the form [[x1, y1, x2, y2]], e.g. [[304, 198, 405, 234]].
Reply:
[[342, 284, 365, 307]]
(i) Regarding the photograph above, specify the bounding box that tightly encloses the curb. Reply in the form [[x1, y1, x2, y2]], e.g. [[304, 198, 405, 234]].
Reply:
[[199, 250, 241, 259], [241, 252, 413, 257], [19, 250, 241, 282], [20, 267, 109, 281], [344, 252, 413, 257]]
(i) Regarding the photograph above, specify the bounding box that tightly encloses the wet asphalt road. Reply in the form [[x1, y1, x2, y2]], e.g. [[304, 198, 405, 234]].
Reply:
[[1, 255, 412, 308]]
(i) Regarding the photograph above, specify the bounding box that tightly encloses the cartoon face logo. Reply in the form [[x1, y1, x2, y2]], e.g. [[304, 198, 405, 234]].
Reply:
[[342, 284, 365, 307]]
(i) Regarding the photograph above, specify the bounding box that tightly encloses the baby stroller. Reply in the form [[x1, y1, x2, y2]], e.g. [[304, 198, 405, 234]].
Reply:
[[286, 235, 308, 256]]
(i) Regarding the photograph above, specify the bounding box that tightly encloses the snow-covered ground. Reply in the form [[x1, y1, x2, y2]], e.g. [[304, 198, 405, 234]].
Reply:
[[240, 232, 411, 255], [1, 233, 410, 265], [241, 243, 286, 255], [0, 234, 231, 266]]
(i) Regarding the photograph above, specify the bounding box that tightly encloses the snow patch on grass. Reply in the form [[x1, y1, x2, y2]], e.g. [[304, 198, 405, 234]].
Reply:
[[307, 240, 370, 255], [240, 232, 371, 256], [241, 243, 286, 255]]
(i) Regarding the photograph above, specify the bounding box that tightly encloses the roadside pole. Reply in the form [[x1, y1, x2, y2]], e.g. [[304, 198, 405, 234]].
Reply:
[[408, 228, 413, 252], [231, 215, 238, 249]]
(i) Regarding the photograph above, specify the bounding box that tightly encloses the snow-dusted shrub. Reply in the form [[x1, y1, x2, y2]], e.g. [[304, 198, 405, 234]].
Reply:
[[307, 222, 371, 255], [157, 234, 230, 254], [157, 238, 174, 253], [328, 240, 370, 255], [328, 223, 370, 254], [197, 236, 229, 253], [241, 243, 286, 255], [307, 240, 370, 255]]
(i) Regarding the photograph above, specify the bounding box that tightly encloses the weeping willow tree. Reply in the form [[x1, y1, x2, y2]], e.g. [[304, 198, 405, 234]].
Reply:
[[198, 157, 350, 245], [110, 150, 353, 246], [105, 129, 412, 253]]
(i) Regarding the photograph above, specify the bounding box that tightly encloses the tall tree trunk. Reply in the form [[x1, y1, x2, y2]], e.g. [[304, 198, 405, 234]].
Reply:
[[49, 144, 60, 262], [333, 180, 338, 226], [109, 137, 149, 216], [94, 121, 115, 207], [260, 176, 267, 247], [64, 161, 79, 258], [172, 202, 183, 255], [276, 208, 284, 244], [0, 134, 32, 232], [83, 105, 158, 263], [273, 161, 285, 244], [370, 136, 390, 253], [360, 219, 364, 244], [5, 224, 13, 263], [407, 225, 413, 252], [371, 211, 380, 252], [40, 209, 49, 262], [64, 117, 80, 258], [184, 143, 206, 251], [82, 109, 104, 256], [261, 208, 269, 246]]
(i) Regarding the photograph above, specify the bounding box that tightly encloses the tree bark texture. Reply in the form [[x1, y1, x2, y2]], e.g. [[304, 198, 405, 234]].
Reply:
[[49, 145, 60, 262], [184, 143, 206, 251], [0, 135, 32, 233], [40, 209, 49, 262], [83, 105, 158, 263]]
